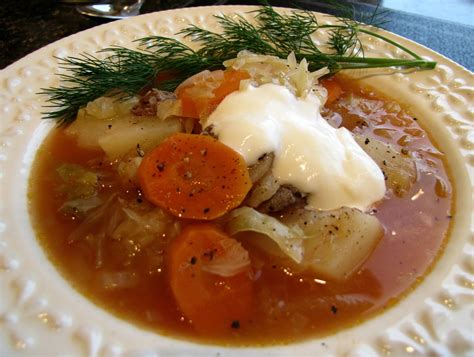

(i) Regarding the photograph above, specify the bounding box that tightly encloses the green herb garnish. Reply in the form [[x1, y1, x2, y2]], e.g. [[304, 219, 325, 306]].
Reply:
[[41, 3, 436, 125]]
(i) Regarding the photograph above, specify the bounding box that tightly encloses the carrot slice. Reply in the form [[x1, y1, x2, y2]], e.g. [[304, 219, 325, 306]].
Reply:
[[320, 77, 343, 105], [210, 70, 250, 108], [137, 133, 252, 220], [168, 224, 254, 333], [176, 69, 249, 119]]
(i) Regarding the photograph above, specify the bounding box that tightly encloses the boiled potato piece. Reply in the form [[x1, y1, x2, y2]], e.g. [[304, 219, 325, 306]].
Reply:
[[66, 97, 138, 148], [66, 97, 183, 158], [355, 135, 416, 196], [98, 118, 182, 159], [282, 207, 383, 280]]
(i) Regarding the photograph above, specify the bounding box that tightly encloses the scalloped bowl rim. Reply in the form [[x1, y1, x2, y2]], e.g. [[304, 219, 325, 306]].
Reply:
[[0, 5, 473, 356]]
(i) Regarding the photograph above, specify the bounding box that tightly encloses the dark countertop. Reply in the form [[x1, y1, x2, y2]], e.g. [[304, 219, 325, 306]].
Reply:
[[1, 0, 473, 71]]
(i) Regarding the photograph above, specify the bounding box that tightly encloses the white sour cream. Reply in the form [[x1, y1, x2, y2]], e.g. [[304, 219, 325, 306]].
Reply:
[[204, 83, 386, 211]]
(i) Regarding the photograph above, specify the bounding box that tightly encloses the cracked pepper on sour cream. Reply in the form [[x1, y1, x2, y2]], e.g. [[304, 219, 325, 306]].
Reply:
[[204, 82, 386, 211]]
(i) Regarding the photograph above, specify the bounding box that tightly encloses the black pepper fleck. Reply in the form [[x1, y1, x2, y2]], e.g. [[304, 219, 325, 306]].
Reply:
[[203, 249, 216, 260], [136, 144, 145, 157], [157, 162, 165, 172]]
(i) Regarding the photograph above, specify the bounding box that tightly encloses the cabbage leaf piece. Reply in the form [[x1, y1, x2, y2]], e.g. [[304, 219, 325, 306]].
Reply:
[[354, 135, 416, 196], [66, 96, 183, 159], [227, 206, 383, 281], [227, 206, 305, 263], [57, 163, 98, 199], [56, 163, 100, 216]]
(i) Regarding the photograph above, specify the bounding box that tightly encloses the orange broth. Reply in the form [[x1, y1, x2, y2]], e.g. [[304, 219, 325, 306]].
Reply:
[[29, 77, 453, 345]]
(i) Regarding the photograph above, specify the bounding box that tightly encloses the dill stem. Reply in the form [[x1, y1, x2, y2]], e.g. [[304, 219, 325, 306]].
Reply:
[[319, 25, 422, 60], [320, 55, 436, 68], [336, 60, 436, 70]]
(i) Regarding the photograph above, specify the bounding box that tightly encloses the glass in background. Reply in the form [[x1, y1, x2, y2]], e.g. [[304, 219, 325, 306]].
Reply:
[[75, 0, 145, 19]]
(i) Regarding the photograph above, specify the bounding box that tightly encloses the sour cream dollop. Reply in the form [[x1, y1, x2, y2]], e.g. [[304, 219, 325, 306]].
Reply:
[[204, 83, 386, 211]]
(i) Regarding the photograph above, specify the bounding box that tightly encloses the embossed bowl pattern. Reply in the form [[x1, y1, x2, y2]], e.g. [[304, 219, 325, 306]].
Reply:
[[0, 6, 473, 356]]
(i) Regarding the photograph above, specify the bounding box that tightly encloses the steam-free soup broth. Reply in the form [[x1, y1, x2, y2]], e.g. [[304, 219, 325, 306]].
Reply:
[[29, 76, 452, 345]]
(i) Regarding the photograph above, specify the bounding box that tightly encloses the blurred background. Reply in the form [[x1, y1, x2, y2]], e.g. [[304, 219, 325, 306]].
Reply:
[[382, 0, 472, 26]]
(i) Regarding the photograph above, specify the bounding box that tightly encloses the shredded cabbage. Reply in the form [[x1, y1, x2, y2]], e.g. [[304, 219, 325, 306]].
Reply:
[[227, 206, 305, 263], [111, 202, 179, 247], [175, 69, 224, 95], [224, 51, 329, 99], [98, 271, 139, 290], [60, 196, 102, 215], [68, 194, 117, 243], [68, 195, 180, 256], [85, 96, 138, 119], [117, 156, 142, 186], [56, 163, 98, 200], [201, 238, 251, 277]]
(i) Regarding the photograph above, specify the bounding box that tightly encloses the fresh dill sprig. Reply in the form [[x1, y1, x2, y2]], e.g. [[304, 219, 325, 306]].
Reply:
[[41, 40, 219, 125], [41, 3, 436, 125]]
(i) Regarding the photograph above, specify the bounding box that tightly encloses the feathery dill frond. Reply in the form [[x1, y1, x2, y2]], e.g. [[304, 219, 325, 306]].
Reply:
[[41, 3, 435, 124]]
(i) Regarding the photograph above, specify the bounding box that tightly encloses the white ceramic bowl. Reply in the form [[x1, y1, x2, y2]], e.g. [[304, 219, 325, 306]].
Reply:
[[0, 6, 473, 356]]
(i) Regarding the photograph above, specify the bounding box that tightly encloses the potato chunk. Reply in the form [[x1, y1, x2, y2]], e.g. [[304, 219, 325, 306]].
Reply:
[[282, 207, 383, 280], [98, 118, 182, 159], [66, 97, 183, 158], [66, 97, 136, 148], [355, 135, 416, 196]]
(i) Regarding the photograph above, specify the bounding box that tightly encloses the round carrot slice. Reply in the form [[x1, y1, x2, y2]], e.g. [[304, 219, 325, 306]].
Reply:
[[167, 224, 254, 333], [176, 69, 250, 119], [137, 133, 252, 220]]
